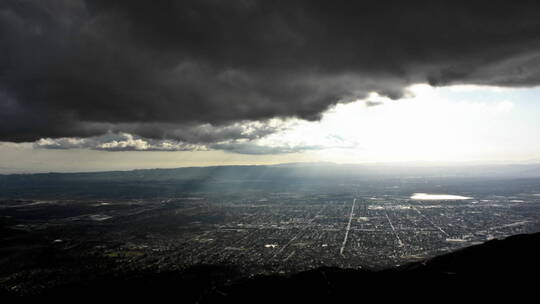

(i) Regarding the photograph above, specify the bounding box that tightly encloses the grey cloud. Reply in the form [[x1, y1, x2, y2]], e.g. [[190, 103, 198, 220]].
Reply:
[[32, 119, 287, 152], [365, 100, 385, 108], [33, 132, 322, 155], [73, 120, 286, 144], [2, 0, 540, 144]]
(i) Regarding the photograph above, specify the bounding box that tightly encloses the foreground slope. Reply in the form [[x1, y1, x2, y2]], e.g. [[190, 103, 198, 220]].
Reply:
[[2, 232, 538, 301], [209, 232, 540, 302]]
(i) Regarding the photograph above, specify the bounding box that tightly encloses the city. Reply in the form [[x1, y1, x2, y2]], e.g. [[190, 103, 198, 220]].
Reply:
[[2, 185, 540, 289]]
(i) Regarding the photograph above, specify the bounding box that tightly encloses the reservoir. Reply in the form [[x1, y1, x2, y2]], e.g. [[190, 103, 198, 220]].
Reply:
[[411, 193, 472, 200]]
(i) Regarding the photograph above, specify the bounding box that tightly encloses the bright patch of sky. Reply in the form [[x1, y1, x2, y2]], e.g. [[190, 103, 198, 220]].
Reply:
[[258, 84, 540, 163], [2, 84, 540, 172]]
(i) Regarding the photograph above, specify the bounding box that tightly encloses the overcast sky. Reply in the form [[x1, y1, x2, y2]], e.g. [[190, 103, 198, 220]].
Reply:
[[2, 1, 540, 173]]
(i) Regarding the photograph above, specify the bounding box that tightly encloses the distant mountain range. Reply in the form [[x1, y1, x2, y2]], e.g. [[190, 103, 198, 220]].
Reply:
[[2, 162, 540, 199], [3, 162, 540, 180]]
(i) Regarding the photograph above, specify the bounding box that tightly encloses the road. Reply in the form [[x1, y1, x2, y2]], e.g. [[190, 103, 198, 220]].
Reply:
[[340, 198, 356, 257], [412, 206, 449, 237], [385, 210, 404, 247]]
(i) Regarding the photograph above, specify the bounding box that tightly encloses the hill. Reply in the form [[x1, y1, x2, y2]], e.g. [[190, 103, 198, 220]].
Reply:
[[2, 232, 538, 301]]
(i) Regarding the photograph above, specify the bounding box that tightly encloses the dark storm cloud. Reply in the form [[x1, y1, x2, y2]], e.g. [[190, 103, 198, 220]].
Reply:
[[2, 0, 540, 144]]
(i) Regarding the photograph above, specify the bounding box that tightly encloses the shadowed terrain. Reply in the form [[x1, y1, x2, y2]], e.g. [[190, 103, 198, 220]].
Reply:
[[1, 232, 538, 301]]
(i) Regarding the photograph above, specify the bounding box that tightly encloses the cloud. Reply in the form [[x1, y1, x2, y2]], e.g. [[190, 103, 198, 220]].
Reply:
[[364, 100, 385, 108], [34, 132, 205, 151], [209, 142, 323, 155], [32, 131, 326, 155], [2, 0, 540, 146]]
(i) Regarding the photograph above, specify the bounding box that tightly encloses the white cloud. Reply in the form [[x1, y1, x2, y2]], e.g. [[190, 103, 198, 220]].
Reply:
[[34, 132, 206, 152], [26, 84, 538, 162]]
